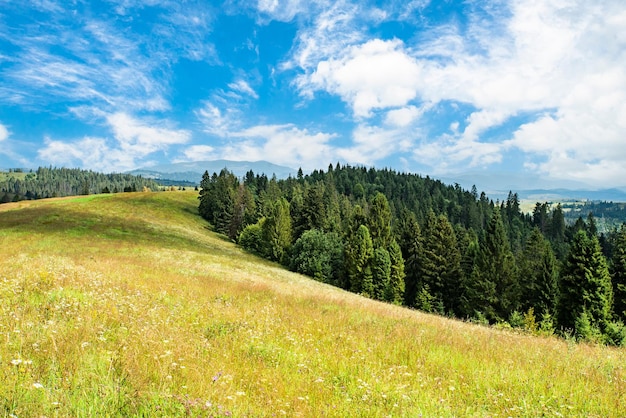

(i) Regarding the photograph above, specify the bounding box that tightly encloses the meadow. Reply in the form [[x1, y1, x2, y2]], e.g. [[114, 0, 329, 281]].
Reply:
[[0, 191, 624, 417]]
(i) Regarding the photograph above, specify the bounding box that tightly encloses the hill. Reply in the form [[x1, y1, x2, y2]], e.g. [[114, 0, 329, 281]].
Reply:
[[128, 160, 296, 184], [0, 191, 624, 416]]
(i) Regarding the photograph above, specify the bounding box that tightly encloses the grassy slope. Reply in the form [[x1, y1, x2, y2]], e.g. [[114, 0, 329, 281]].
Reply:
[[0, 191, 624, 417]]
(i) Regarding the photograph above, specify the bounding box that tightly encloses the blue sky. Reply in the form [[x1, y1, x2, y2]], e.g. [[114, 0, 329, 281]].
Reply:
[[1, 0, 625, 189]]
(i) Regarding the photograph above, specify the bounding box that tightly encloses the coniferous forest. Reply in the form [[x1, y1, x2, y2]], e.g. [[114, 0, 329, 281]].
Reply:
[[0, 167, 161, 203], [199, 164, 626, 346]]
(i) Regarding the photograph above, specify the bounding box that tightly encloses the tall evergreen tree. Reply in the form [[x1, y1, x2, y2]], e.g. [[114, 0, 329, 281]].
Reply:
[[371, 247, 391, 300], [466, 209, 518, 321], [518, 228, 560, 316], [385, 239, 405, 304], [558, 230, 613, 332], [398, 210, 423, 307], [367, 192, 393, 249], [419, 212, 462, 315], [262, 197, 292, 263], [610, 224, 626, 321], [345, 225, 374, 295]]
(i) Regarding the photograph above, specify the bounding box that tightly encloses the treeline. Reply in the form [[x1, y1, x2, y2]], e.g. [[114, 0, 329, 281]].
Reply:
[[0, 167, 161, 203], [198, 164, 626, 346], [561, 201, 626, 233]]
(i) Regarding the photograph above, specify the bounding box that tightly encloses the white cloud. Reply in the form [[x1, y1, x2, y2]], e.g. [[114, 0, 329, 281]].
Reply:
[[0, 123, 8, 142], [219, 124, 336, 170], [384, 105, 426, 128], [338, 123, 414, 165], [37, 113, 190, 172], [228, 80, 259, 99], [257, 0, 307, 22], [308, 39, 422, 117], [177, 145, 216, 162]]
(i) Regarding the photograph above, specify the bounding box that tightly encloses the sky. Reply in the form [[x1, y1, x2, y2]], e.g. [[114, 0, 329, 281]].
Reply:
[[0, 0, 625, 190]]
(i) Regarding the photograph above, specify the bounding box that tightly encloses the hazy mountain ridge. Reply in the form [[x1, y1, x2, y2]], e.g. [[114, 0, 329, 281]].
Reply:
[[128, 160, 296, 184]]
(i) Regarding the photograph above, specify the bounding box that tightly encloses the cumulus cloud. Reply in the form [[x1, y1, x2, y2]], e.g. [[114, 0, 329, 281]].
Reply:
[[38, 113, 190, 172], [288, 0, 626, 185], [309, 39, 422, 117], [219, 124, 336, 170]]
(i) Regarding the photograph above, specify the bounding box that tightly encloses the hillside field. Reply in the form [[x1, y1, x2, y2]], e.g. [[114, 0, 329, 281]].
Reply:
[[1, 191, 625, 417]]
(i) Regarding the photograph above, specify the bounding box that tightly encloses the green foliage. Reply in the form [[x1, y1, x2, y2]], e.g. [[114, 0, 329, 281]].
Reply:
[[289, 229, 344, 285], [371, 247, 391, 301], [345, 225, 374, 295], [602, 321, 626, 346], [559, 230, 613, 332], [611, 224, 626, 321], [238, 219, 266, 256], [518, 228, 560, 316], [0, 166, 160, 202], [261, 197, 292, 263], [574, 310, 603, 343], [508, 310, 524, 328], [368, 193, 393, 248], [385, 240, 405, 304], [415, 285, 443, 314], [463, 210, 517, 322]]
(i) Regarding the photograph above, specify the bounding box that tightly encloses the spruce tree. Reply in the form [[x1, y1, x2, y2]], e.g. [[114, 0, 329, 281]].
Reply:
[[385, 239, 405, 304], [419, 212, 462, 315], [367, 192, 393, 249], [518, 228, 559, 317], [371, 247, 391, 300], [610, 224, 626, 321], [262, 197, 292, 263], [558, 230, 613, 332], [345, 225, 374, 295], [467, 209, 518, 322]]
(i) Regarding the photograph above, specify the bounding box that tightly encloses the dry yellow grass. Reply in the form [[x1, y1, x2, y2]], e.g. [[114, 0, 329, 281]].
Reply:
[[1, 191, 624, 417]]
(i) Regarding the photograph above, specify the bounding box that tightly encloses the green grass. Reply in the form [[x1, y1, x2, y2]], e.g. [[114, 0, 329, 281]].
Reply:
[[1, 191, 625, 417]]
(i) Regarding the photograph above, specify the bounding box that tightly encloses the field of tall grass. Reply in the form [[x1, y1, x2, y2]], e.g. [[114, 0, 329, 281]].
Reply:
[[1, 191, 624, 417]]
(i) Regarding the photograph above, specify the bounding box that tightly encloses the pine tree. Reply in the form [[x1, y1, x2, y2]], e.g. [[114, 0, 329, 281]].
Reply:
[[397, 210, 423, 307], [467, 209, 518, 322], [518, 228, 560, 316], [610, 224, 626, 321], [371, 247, 391, 300], [367, 192, 393, 249], [385, 239, 405, 304], [262, 197, 292, 263], [419, 212, 462, 315], [558, 230, 613, 332], [345, 225, 374, 295]]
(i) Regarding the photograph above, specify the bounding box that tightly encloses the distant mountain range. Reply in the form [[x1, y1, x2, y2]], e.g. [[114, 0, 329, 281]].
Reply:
[[127, 160, 297, 184]]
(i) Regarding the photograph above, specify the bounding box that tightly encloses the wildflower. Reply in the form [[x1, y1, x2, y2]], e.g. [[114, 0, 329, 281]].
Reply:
[[11, 359, 22, 366], [212, 372, 222, 382], [33, 382, 44, 389]]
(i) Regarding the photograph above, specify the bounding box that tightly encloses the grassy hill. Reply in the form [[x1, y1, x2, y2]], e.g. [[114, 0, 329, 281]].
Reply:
[[1, 191, 624, 417]]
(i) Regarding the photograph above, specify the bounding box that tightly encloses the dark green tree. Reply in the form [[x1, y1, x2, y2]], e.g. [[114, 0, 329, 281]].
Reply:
[[518, 228, 560, 316], [371, 247, 391, 300], [558, 230, 613, 333], [289, 229, 344, 285], [345, 224, 374, 295], [466, 209, 518, 321], [262, 197, 292, 263], [385, 239, 405, 304], [610, 224, 626, 321], [367, 192, 393, 249], [419, 212, 462, 315]]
